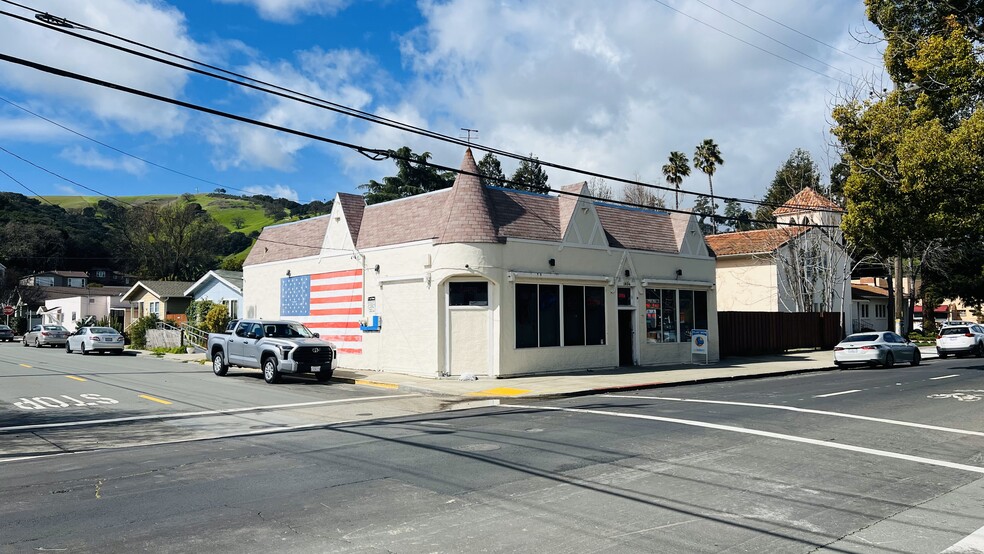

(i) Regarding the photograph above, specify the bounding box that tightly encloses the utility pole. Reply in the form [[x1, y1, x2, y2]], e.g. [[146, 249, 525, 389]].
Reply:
[[895, 255, 904, 334]]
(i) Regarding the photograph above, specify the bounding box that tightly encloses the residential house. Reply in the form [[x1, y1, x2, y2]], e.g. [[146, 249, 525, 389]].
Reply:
[[87, 268, 140, 287], [705, 187, 853, 332], [121, 280, 195, 327], [184, 270, 243, 319], [39, 286, 131, 329], [19, 270, 88, 288], [851, 279, 891, 331], [242, 148, 718, 378]]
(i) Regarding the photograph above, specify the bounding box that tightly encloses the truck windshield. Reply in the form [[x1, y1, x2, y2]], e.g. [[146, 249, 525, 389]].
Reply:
[[262, 323, 315, 338]]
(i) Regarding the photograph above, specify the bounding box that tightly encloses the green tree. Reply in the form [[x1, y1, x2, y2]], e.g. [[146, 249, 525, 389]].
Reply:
[[477, 152, 506, 187], [693, 139, 724, 233], [203, 303, 231, 333], [692, 196, 715, 235], [115, 200, 227, 281], [723, 199, 754, 232], [754, 149, 822, 226], [832, 2, 984, 328], [510, 154, 550, 194], [359, 147, 454, 205], [661, 151, 691, 210]]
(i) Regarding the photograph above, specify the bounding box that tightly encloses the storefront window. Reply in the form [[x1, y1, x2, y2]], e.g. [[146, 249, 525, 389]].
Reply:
[[515, 284, 606, 348], [585, 287, 606, 345], [645, 288, 709, 343], [539, 285, 560, 347], [515, 284, 538, 348], [563, 286, 585, 346]]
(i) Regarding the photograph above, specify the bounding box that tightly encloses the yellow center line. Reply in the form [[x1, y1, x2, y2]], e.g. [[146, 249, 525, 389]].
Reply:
[[138, 394, 173, 405], [66, 375, 87, 382], [19, 363, 31, 368]]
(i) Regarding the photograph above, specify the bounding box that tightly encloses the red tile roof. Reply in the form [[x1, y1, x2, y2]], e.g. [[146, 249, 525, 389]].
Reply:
[[852, 284, 889, 298], [772, 187, 843, 216], [705, 226, 809, 256]]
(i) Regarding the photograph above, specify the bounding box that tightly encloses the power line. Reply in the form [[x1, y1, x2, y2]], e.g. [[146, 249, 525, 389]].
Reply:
[[0, 95, 253, 195], [727, 0, 881, 69], [648, 0, 854, 88], [0, 53, 842, 233], [690, 0, 857, 78], [0, 2, 843, 216], [0, 164, 58, 206]]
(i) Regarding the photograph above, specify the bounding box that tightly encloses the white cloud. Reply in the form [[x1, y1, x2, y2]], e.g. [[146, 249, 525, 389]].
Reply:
[[207, 47, 383, 171], [390, 0, 884, 205], [0, 0, 200, 136], [54, 184, 83, 195], [0, 115, 73, 142], [59, 145, 147, 175], [214, 0, 350, 23], [243, 183, 299, 201]]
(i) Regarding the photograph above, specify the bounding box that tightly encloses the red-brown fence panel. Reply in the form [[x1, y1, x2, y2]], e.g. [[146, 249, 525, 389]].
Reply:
[[718, 311, 843, 357]]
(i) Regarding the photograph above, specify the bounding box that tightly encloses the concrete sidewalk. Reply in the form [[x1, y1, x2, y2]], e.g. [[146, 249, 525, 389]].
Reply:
[[138, 346, 940, 399]]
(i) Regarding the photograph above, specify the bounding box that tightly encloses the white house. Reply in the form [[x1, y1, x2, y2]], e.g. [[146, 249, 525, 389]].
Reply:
[[242, 149, 718, 378], [41, 286, 131, 328], [184, 270, 243, 318], [705, 187, 853, 333]]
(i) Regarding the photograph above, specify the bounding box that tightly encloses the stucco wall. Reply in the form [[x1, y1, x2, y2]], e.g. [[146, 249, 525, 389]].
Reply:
[[715, 257, 778, 311], [244, 236, 719, 377]]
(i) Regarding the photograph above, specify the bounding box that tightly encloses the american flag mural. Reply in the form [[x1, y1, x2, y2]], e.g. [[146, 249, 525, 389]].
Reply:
[[280, 268, 363, 354]]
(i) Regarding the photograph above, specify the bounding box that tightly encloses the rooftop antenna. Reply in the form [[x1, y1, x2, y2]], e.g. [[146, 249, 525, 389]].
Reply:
[[460, 128, 478, 144]]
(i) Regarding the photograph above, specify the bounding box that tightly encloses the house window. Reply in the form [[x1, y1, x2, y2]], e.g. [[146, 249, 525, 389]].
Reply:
[[646, 289, 708, 343], [226, 299, 238, 317], [149, 302, 161, 316], [449, 282, 489, 306], [859, 304, 869, 318], [875, 304, 887, 318], [89, 298, 95, 303], [71, 311, 76, 321], [515, 284, 605, 348], [95, 270, 106, 278]]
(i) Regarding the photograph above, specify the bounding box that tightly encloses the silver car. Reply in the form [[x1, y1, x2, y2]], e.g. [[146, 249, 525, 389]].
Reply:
[[22, 324, 70, 348], [66, 326, 125, 355], [834, 331, 921, 368]]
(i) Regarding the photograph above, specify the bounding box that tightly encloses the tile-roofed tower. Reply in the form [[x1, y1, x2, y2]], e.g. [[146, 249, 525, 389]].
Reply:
[[772, 186, 844, 228], [435, 148, 500, 244]]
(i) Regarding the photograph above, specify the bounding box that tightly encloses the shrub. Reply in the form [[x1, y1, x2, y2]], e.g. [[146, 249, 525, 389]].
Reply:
[[203, 304, 231, 333], [127, 314, 160, 349], [186, 300, 221, 326]]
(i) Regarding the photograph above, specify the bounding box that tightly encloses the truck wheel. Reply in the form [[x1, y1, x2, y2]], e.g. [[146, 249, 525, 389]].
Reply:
[[212, 352, 228, 376], [316, 369, 333, 382], [262, 356, 281, 384]]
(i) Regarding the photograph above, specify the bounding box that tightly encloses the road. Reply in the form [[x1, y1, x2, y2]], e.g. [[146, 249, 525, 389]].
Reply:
[[3, 344, 984, 552]]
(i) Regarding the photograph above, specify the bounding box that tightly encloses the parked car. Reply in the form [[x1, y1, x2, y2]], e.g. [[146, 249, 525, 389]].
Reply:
[[0, 324, 14, 342], [66, 326, 125, 355], [833, 331, 921, 368], [207, 319, 337, 384], [22, 324, 70, 348], [936, 324, 984, 358]]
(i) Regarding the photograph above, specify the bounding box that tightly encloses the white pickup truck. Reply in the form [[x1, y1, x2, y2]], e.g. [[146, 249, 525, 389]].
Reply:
[[207, 319, 338, 384]]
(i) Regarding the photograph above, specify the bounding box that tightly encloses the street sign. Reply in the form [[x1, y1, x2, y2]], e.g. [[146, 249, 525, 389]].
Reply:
[[2, 305, 13, 316]]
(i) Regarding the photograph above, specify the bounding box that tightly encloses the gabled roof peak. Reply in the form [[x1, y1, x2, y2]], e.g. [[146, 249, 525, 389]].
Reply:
[[773, 187, 842, 216], [434, 148, 499, 244]]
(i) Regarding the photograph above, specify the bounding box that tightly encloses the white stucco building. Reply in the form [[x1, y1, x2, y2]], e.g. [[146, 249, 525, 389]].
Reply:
[[243, 149, 718, 378], [706, 187, 853, 332]]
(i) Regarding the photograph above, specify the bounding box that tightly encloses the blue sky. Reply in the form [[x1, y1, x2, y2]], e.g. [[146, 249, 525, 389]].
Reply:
[[0, 0, 885, 207]]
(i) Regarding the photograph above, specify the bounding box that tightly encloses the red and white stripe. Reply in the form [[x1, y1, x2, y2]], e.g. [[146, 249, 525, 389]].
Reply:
[[294, 268, 364, 355]]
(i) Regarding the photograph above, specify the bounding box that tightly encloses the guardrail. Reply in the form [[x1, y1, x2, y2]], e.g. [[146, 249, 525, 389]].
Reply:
[[181, 323, 208, 351]]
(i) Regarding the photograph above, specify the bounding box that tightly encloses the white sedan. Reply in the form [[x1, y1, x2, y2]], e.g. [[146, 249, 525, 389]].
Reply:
[[833, 331, 921, 368], [66, 326, 125, 355]]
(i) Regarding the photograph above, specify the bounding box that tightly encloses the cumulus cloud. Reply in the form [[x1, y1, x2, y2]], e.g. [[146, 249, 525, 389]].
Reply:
[[59, 145, 147, 175], [214, 0, 350, 23], [0, 0, 199, 136], [390, 0, 883, 204], [243, 183, 299, 201], [207, 47, 384, 171]]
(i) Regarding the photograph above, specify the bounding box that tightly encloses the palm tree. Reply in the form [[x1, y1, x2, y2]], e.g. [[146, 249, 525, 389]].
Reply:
[[661, 151, 691, 210], [693, 139, 724, 233]]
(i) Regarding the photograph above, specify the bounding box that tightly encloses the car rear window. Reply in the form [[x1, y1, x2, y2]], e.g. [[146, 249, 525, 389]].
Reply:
[[941, 327, 969, 335], [0, 325, 10, 330], [844, 334, 879, 342], [91, 327, 118, 334], [43, 325, 66, 331]]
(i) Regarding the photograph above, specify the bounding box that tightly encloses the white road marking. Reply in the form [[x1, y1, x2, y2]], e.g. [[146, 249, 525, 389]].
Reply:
[[606, 395, 984, 437], [507, 404, 984, 475], [814, 389, 862, 398], [942, 523, 984, 553], [932, 374, 961, 380], [0, 394, 418, 432]]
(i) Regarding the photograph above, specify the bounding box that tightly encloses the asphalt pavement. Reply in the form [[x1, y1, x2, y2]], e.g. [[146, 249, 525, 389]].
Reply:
[[140, 345, 943, 399]]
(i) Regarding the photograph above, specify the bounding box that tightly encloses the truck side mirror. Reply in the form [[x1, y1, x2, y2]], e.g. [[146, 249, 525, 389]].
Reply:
[[313, 332, 320, 338], [247, 332, 258, 339]]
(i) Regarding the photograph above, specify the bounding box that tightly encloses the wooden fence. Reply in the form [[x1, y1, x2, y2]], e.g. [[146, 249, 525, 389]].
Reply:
[[717, 311, 843, 357]]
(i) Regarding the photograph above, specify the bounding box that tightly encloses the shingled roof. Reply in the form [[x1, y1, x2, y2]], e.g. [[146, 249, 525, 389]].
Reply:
[[705, 226, 809, 256], [249, 150, 697, 261], [772, 187, 843, 216]]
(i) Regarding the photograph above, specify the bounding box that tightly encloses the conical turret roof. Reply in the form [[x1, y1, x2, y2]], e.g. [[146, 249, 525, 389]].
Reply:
[[435, 148, 500, 244]]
